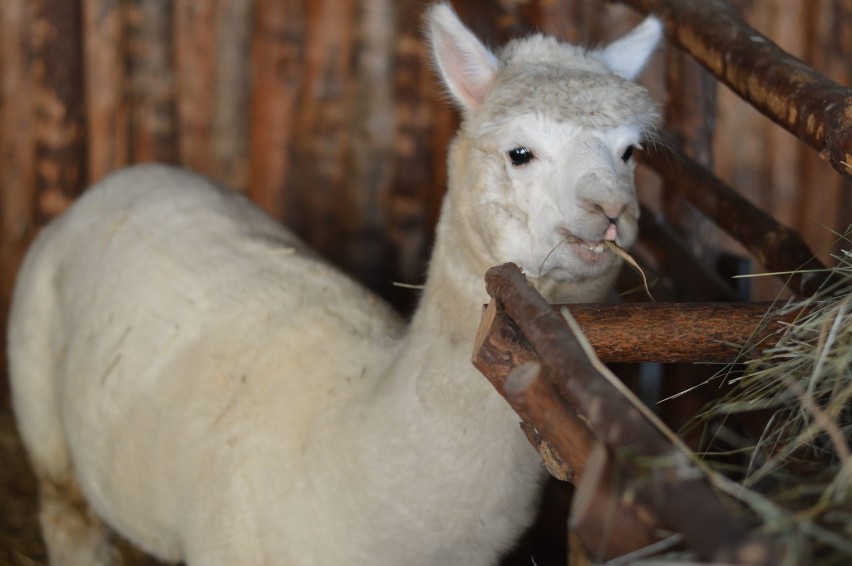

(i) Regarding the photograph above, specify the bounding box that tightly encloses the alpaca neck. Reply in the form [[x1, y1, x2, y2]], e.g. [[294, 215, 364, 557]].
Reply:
[[390, 195, 508, 425]]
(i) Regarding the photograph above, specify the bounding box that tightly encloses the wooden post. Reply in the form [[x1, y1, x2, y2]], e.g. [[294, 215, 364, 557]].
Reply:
[[211, 0, 252, 191], [31, 0, 88, 221], [0, 0, 36, 400], [286, 0, 357, 267], [248, 0, 305, 219], [82, 0, 128, 182], [126, 0, 178, 164], [174, 0, 217, 175]]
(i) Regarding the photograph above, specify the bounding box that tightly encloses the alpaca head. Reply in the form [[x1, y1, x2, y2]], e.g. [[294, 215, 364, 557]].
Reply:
[[427, 3, 661, 301]]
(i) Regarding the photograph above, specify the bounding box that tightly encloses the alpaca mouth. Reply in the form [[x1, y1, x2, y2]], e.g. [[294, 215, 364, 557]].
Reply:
[[557, 230, 615, 263], [573, 239, 607, 254]]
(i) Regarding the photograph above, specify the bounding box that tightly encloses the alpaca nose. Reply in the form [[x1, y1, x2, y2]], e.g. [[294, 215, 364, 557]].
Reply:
[[604, 219, 618, 241], [601, 204, 624, 241]]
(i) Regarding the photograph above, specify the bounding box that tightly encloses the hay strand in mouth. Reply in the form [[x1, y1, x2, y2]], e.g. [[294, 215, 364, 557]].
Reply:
[[538, 238, 565, 278], [605, 240, 655, 301]]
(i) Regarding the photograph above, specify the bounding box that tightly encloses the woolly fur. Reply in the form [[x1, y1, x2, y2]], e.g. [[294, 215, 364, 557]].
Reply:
[[8, 3, 662, 565]]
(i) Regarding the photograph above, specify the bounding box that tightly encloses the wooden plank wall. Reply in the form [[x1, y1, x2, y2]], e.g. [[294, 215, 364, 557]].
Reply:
[[1, 0, 850, 386]]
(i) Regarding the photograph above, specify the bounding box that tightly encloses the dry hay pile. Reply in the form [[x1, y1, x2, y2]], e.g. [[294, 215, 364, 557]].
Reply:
[[696, 228, 852, 565]]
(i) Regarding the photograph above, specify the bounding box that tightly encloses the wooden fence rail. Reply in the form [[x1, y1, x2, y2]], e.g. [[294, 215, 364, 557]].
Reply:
[[618, 0, 852, 178]]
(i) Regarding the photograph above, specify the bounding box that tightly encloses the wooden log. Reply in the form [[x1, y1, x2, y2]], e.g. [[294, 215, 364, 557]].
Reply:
[[617, 0, 852, 178], [125, 0, 178, 163], [387, 0, 440, 286], [0, 0, 37, 399], [31, 0, 87, 221], [287, 0, 357, 267], [248, 0, 304, 219], [641, 144, 828, 297], [473, 302, 598, 482], [82, 0, 128, 181], [345, 0, 396, 292], [174, 0, 217, 175], [481, 262, 782, 564], [211, 0, 251, 191]]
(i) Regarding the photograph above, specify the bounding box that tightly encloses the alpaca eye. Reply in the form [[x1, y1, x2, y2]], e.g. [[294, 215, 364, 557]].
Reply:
[[621, 145, 635, 162], [508, 147, 534, 166]]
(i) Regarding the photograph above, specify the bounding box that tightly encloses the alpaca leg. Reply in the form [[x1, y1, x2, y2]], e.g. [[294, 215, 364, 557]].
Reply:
[[38, 477, 118, 566]]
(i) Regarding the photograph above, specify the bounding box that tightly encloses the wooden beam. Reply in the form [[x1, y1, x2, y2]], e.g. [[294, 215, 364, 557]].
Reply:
[[616, 0, 852, 178], [567, 300, 798, 364], [125, 0, 178, 164], [82, 0, 128, 181], [641, 145, 828, 297], [248, 0, 304, 219], [31, 0, 87, 221]]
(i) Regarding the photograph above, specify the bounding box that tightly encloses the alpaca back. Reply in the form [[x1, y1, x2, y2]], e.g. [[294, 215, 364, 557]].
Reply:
[[9, 164, 405, 561]]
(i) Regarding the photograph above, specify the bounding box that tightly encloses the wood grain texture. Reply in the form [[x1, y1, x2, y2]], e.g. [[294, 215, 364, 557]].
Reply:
[[0, 0, 36, 402], [82, 0, 128, 180], [248, 0, 304, 219], [480, 262, 783, 564], [642, 145, 827, 297], [619, 0, 852, 178], [126, 0, 178, 164], [31, 0, 87, 221], [473, 302, 663, 560]]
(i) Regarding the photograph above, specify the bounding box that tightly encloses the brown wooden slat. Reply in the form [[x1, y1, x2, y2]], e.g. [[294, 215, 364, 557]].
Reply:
[[286, 0, 357, 267], [174, 0, 217, 175], [248, 0, 304, 219], [211, 0, 251, 191], [347, 0, 397, 293], [82, 0, 128, 181], [126, 0, 178, 163], [642, 145, 828, 297], [567, 300, 795, 364], [0, 0, 37, 397], [31, 0, 87, 221], [387, 0, 440, 285]]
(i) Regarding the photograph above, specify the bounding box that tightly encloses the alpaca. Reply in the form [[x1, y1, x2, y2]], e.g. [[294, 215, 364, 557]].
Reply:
[[8, 4, 661, 564]]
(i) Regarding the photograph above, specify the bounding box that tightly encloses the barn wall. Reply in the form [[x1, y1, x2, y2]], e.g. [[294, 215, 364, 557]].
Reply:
[[1, 0, 850, 388]]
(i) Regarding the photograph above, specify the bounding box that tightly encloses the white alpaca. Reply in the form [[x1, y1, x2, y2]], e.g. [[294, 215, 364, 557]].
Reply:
[[8, 4, 660, 565]]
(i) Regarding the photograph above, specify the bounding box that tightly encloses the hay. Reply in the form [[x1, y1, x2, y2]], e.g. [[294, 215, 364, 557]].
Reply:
[[695, 226, 852, 565]]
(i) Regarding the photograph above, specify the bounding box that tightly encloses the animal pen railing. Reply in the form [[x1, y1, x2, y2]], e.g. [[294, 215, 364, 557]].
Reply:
[[472, 0, 851, 564], [0, 0, 850, 564]]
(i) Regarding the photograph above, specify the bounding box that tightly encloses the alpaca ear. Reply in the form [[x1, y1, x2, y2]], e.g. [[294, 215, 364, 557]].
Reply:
[[594, 16, 662, 80], [426, 3, 499, 110]]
